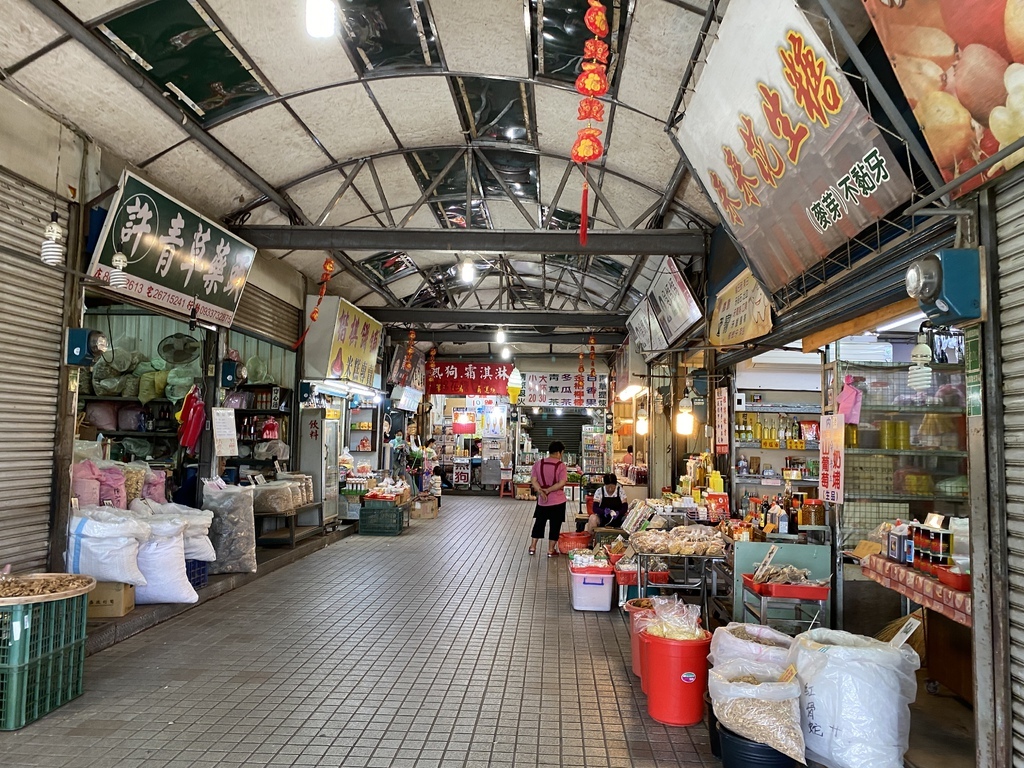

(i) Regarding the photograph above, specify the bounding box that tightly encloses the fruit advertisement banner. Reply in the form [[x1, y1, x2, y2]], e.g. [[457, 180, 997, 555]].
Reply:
[[327, 299, 383, 387], [677, 0, 914, 294], [861, 0, 1023, 195]]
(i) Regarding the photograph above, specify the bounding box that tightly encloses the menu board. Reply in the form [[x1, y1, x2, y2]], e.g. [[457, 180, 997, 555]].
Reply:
[[648, 258, 703, 345]]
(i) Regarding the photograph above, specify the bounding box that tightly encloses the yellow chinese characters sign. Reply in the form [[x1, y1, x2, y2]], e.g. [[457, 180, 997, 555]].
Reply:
[[709, 270, 773, 346], [326, 299, 382, 388]]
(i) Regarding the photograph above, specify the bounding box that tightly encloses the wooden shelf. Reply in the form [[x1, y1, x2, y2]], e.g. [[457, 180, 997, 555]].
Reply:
[[257, 525, 321, 544]]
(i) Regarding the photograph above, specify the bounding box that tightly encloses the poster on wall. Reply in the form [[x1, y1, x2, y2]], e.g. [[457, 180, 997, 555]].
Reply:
[[709, 269, 774, 346], [648, 258, 703, 345], [819, 414, 845, 504], [714, 388, 731, 455], [860, 0, 1023, 195], [388, 348, 426, 391], [626, 300, 669, 362], [88, 171, 257, 326], [677, 0, 913, 294], [211, 408, 239, 457], [426, 362, 512, 396]]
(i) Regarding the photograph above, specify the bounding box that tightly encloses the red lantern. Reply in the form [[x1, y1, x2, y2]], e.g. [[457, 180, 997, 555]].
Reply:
[[584, 38, 610, 64], [585, 0, 609, 37], [575, 63, 609, 98], [571, 127, 604, 163]]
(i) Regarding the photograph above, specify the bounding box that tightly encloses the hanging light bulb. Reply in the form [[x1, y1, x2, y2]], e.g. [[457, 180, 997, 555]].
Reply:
[[556, 407, 563, 415], [39, 212, 65, 266], [908, 333, 934, 392], [501, 346, 511, 360], [496, 328, 506, 344], [461, 258, 475, 283], [107, 252, 130, 289], [532, 406, 540, 415], [305, 0, 336, 38], [636, 407, 649, 436], [675, 395, 694, 436]]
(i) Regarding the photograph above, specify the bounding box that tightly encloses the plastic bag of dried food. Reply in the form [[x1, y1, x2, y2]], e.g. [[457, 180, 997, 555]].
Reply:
[[129, 500, 216, 562], [203, 485, 256, 574], [709, 622, 793, 667], [65, 506, 151, 585], [708, 659, 806, 764], [123, 461, 148, 503], [637, 596, 703, 640], [253, 440, 290, 461], [73, 440, 104, 463], [134, 518, 198, 605], [142, 468, 167, 503], [789, 629, 919, 768], [251, 481, 295, 514]]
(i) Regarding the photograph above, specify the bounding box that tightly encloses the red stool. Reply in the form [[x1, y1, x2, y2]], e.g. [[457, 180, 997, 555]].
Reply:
[[499, 479, 514, 498]]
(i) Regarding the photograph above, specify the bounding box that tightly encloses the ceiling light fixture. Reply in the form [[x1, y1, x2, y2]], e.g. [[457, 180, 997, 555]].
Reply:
[[305, 0, 336, 38], [496, 328, 506, 344], [461, 258, 474, 283], [40, 122, 65, 267], [675, 395, 694, 436], [501, 346, 511, 360], [876, 312, 928, 333], [635, 408, 649, 436], [107, 252, 130, 289]]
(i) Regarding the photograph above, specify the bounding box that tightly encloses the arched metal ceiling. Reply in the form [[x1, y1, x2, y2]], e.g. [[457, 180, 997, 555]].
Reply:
[[0, 0, 872, 351]]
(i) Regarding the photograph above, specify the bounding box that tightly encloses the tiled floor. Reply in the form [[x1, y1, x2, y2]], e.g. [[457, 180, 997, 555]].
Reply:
[[0, 497, 714, 768]]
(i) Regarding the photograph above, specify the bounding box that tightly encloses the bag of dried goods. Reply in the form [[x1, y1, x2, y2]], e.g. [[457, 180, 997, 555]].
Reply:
[[708, 659, 806, 764], [709, 622, 793, 667], [637, 597, 703, 640], [96, 462, 128, 508], [129, 500, 216, 562], [251, 481, 295, 514], [84, 401, 118, 432], [134, 518, 198, 604], [789, 628, 920, 768], [142, 468, 167, 503], [203, 485, 257, 574], [65, 506, 151, 585], [123, 461, 148, 503], [71, 459, 102, 507]]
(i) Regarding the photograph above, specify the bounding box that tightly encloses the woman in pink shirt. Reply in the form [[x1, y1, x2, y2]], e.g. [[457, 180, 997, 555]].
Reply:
[[529, 441, 568, 557]]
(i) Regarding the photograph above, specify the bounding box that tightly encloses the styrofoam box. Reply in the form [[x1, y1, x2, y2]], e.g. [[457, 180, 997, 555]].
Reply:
[[570, 569, 614, 611]]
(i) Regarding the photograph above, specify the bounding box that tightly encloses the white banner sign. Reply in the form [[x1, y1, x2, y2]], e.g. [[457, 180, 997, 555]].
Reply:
[[523, 372, 608, 408], [715, 388, 730, 455], [819, 414, 845, 504]]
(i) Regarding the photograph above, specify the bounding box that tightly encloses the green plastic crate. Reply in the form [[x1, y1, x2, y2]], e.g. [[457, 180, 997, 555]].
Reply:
[[0, 595, 88, 668], [363, 498, 399, 509], [359, 505, 404, 536], [1, 639, 85, 730]]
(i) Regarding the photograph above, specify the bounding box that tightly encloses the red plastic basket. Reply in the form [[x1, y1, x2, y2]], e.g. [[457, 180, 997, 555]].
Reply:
[[764, 582, 831, 600], [615, 569, 638, 586], [558, 531, 592, 553], [742, 573, 770, 596], [647, 570, 670, 584], [935, 565, 970, 592], [605, 547, 624, 565]]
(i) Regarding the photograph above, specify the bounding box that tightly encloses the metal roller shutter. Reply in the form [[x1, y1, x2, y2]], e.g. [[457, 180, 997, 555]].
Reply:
[[525, 414, 591, 456], [996, 173, 1024, 766], [0, 167, 69, 573], [233, 284, 302, 348]]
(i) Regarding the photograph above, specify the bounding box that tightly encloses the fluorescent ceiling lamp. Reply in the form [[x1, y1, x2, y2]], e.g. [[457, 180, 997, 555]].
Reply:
[[496, 328, 506, 344], [618, 384, 642, 401], [306, 0, 336, 38], [461, 258, 474, 283], [876, 311, 927, 333]]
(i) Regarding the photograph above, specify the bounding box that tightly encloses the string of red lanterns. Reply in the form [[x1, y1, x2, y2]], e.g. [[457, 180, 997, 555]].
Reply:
[[292, 257, 336, 350], [570, 0, 610, 246], [403, 329, 416, 371]]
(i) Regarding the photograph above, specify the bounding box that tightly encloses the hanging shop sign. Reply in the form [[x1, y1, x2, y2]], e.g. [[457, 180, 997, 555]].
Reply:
[[479, 404, 508, 438], [715, 387, 731, 455], [709, 268, 774, 346], [676, 0, 913, 294], [523, 373, 609, 408], [860, 0, 1017, 195], [648, 258, 703, 346], [426, 362, 513, 396], [626, 300, 669, 362], [964, 325, 982, 418], [614, 336, 646, 400], [819, 413, 845, 504], [89, 171, 256, 327], [452, 408, 477, 435], [388, 348, 426, 391], [303, 295, 383, 388]]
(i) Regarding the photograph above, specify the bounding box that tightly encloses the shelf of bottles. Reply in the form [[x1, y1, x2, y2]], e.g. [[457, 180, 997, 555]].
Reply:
[[734, 411, 820, 449], [581, 425, 608, 478]]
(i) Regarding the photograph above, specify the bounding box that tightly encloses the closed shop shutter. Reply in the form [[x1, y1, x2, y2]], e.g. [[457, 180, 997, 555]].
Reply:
[[233, 284, 302, 348], [996, 172, 1024, 765], [525, 414, 590, 457], [0, 167, 69, 573]]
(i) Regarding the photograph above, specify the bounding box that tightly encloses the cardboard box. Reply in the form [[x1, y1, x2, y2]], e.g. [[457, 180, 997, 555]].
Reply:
[[411, 497, 438, 519], [87, 582, 135, 618]]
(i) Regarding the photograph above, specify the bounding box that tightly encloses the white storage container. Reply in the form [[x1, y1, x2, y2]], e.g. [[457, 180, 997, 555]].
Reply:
[[570, 568, 615, 611]]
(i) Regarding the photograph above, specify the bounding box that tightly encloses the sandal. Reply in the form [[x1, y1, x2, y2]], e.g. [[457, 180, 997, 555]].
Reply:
[[548, 550, 557, 558], [529, 548, 536, 556]]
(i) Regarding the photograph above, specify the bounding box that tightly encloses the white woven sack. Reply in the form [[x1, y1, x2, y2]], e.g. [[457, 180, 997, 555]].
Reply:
[[134, 519, 198, 604]]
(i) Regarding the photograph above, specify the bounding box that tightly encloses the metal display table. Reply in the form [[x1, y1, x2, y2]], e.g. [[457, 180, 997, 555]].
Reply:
[[632, 552, 725, 625], [740, 579, 830, 633]]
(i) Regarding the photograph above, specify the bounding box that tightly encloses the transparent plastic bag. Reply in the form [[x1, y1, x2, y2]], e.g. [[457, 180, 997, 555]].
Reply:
[[123, 461, 148, 503], [121, 375, 141, 398], [789, 629, 920, 768], [246, 355, 272, 384], [202, 485, 256, 574], [73, 439, 104, 463], [638, 596, 703, 640], [709, 622, 793, 667], [94, 375, 130, 397], [253, 440, 290, 461], [708, 659, 806, 764], [251, 482, 296, 514]]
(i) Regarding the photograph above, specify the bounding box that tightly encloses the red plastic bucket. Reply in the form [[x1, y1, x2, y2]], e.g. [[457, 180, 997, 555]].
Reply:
[[623, 600, 653, 678], [639, 630, 651, 693], [640, 629, 712, 726]]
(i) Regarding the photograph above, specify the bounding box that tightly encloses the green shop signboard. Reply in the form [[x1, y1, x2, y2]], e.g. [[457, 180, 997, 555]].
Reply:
[[88, 171, 256, 326]]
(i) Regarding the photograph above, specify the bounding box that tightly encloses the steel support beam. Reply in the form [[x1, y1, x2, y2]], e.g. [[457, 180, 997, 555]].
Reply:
[[233, 226, 704, 255], [365, 308, 626, 326], [389, 330, 626, 344]]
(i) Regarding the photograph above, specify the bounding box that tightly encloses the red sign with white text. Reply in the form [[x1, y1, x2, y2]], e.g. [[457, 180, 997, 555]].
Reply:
[[426, 361, 513, 396]]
